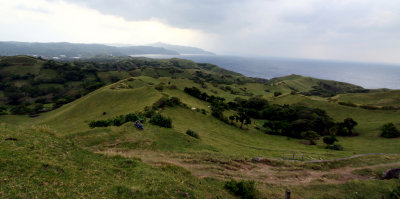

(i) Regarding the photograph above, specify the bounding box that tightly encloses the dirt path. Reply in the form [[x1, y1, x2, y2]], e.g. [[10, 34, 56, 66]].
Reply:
[[98, 149, 400, 185]]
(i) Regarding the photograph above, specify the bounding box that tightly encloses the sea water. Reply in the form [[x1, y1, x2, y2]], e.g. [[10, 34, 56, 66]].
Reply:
[[131, 55, 400, 89]]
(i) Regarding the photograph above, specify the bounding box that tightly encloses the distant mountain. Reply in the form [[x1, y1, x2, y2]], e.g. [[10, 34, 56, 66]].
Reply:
[[151, 42, 215, 55], [0, 41, 179, 58]]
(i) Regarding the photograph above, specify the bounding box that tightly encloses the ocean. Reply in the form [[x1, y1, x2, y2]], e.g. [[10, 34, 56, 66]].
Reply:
[[131, 55, 400, 89]]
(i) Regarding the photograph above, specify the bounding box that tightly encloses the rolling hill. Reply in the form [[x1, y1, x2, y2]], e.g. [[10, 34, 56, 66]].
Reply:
[[1, 56, 400, 198]]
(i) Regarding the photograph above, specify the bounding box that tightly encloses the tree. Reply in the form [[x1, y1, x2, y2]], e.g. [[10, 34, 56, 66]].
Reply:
[[336, 118, 358, 136], [323, 135, 338, 146], [235, 108, 250, 129], [381, 123, 400, 138], [301, 130, 320, 145]]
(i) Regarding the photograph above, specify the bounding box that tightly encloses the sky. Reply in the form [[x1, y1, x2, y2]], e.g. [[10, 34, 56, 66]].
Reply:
[[1, 0, 400, 63]]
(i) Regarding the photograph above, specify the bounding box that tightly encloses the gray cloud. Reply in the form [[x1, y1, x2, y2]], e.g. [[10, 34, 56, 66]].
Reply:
[[50, 0, 400, 63]]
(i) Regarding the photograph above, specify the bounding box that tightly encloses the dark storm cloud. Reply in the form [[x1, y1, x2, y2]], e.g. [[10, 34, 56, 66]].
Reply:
[[59, 0, 246, 31]]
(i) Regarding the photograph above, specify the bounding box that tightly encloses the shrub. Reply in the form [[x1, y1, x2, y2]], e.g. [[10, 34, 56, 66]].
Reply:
[[274, 91, 282, 97], [154, 83, 164, 91], [186, 129, 199, 139], [89, 120, 111, 128], [301, 130, 320, 145], [10, 105, 30, 115], [381, 123, 400, 138], [144, 108, 155, 118], [327, 144, 343, 151], [390, 181, 400, 199], [124, 113, 140, 122], [152, 97, 181, 109], [323, 135, 337, 145], [224, 179, 256, 199], [338, 101, 357, 107], [89, 113, 143, 128], [359, 105, 379, 110], [336, 118, 358, 136], [149, 113, 172, 128]]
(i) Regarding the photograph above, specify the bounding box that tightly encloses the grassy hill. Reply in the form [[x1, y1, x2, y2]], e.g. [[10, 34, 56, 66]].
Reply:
[[1, 56, 400, 198]]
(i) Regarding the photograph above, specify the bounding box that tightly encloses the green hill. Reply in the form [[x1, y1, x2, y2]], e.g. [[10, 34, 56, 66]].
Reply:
[[1, 56, 400, 198]]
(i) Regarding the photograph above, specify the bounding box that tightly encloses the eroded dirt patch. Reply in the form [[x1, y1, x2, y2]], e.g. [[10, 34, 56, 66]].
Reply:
[[97, 149, 400, 185]]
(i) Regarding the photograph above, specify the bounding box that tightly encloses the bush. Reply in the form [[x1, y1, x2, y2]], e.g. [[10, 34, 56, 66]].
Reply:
[[89, 113, 143, 128], [327, 144, 343, 151], [152, 97, 181, 109], [149, 113, 172, 128], [274, 91, 282, 97], [155, 83, 164, 91], [224, 179, 256, 199], [323, 135, 337, 145], [381, 123, 400, 138], [301, 130, 320, 145], [390, 181, 400, 199], [186, 129, 199, 139], [338, 101, 357, 107]]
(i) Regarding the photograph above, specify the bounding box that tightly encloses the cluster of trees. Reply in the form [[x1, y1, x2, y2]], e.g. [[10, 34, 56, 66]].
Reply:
[[184, 86, 228, 119], [89, 113, 144, 128], [184, 87, 225, 103], [183, 86, 359, 149], [2, 56, 265, 115], [143, 96, 182, 118], [301, 81, 367, 97]]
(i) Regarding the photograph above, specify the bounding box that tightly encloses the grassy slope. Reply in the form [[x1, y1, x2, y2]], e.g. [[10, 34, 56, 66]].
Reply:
[[336, 90, 400, 106], [1, 74, 400, 198], [273, 94, 400, 154], [3, 76, 400, 156], [0, 124, 232, 199]]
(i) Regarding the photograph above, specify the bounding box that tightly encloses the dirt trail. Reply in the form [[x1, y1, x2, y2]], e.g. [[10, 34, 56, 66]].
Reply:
[[98, 149, 400, 185]]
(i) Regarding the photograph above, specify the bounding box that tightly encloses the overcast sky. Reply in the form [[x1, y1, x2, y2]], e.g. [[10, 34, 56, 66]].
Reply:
[[1, 0, 400, 63]]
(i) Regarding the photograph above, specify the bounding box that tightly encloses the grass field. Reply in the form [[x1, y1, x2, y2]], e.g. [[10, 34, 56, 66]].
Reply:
[[336, 90, 400, 106], [1, 73, 400, 198]]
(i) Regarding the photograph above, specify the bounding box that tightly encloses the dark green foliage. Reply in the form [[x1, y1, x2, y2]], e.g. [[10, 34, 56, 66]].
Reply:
[[143, 106, 155, 118], [274, 91, 282, 97], [338, 101, 357, 107], [89, 120, 111, 128], [336, 118, 358, 136], [152, 96, 182, 109], [186, 129, 199, 139], [359, 105, 380, 110], [89, 113, 144, 128], [155, 83, 164, 91], [149, 113, 172, 128], [184, 86, 225, 104], [390, 181, 400, 199], [224, 179, 256, 199], [323, 135, 343, 150], [261, 105, 334, 138], [381, 123, 400, 138], [302, 81, 367, 97], [301, 130, 320, 145], [3, 56, 260, 115], [0, 106, 7, 115], [231, 108, 252, 129], [327, 144, 344, 151], [323, 135, 338, 145], [10, 105, 30, 115]]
